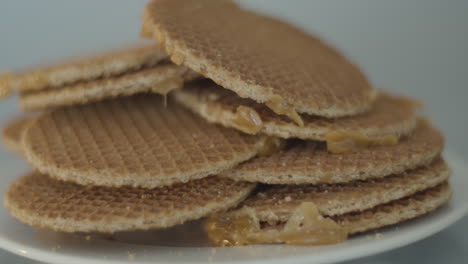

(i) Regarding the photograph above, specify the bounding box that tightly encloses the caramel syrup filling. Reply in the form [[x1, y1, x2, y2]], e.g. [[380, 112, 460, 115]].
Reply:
[[266, 95, 304, 127], [151, 77, 184, 106], [233, 105, 263, 134], [171, 52, 186, 66], [165, 43, 185, 66], [151, 77, 184, 95], [205, 202, 347, 246], [257, 136, 286, 156], [326, 132, 398, 154]]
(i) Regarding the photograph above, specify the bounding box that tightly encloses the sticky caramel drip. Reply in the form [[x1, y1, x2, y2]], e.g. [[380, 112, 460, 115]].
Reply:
[[257, 136, 285, 156], [164, 43, 185, 65], [233, 105, 263, 134], [151, 77, 184, 107], [326, 132, 398, 154], [205, 202, 347, 246], [150, 77, 184, 95], [281, 203, 347, 245], [266, 95, 304, 127], [171, 52, 186, 65]]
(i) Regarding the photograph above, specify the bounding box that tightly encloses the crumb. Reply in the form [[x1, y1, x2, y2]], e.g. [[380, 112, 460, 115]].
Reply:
[[375, 233, 383, 239], [284, 196, 292, 202], [85, 235, 92, 241], [51, 245, 61, 252], [127, 252, 136, 260]]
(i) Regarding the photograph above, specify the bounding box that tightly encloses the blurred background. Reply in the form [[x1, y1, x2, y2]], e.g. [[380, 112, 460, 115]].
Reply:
[[0, 0, 467, 263]]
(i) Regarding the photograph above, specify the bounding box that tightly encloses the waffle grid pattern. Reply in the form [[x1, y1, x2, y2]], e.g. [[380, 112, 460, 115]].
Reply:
[[224, 121, 444, 184], [144, 0, 376, 117], [243, 158, 449, 222], [5, 173, 256, 232], [23, 95, 262, 188]]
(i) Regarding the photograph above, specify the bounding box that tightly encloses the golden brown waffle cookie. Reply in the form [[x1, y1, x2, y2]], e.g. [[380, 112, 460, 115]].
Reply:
[[223, 120, 444, 184], [4, 172, 256, 233], [22, 95, 264, 188], [2, 117, 32, 154], [143, 0, 377, 119], [206, 183, 451, 245], [19, 64, 199, 111], [0, 45, 168, 94], [242, 158, 449, 222], [173, 81, 418, 140], [336, 182, 451, 234]]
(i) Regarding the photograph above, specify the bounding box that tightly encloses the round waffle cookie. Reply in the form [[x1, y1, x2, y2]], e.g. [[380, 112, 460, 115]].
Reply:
[[22, 95, 264, 188], [223, 120, 444, 184], [336, 182, 451, 235], [143, 0, 377, 119], [242, 158, 449, 222], [4, 172, 256, 233], [2, 117, 32, 154], [173, 81, 418, 140], [19, 64, 199, 111], [206, 183, 452, 245], [0, 44, 168, 94]]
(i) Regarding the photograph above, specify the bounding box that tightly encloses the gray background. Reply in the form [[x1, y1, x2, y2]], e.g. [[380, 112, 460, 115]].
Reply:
[[0, 0, 467, 263]]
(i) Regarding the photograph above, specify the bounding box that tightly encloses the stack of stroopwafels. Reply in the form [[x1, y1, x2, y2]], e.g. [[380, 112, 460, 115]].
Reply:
[[1, 0, 450, 246]]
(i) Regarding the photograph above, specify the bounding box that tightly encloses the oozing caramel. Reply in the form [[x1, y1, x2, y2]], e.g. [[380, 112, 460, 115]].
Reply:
[[151, 77, 184, 106], [171, 52, 186, 65], [233, 105, 263, 134], [266, 95, 304, 127], [326, 132, 398, 154], [150, 77, 184, 95], [281, 203, 347, 245], [164, 42, 185, 65], [205, 207, 262, 246], [205, 202, 347, 246], [258, 136, 285, 156]]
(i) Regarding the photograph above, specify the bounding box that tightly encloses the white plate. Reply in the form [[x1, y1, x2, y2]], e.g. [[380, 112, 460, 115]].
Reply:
[[0, 151, 467, 264]]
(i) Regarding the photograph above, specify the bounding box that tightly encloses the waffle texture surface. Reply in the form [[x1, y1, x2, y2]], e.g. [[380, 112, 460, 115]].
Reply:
[[224, 120, 444, 184], [1, 45, 168, 93], [4, 172, 256, 233], [336, 183, 451, 234], [143, 0, 376, 118], [22, 95, 263, 188], [242, 158, 449, 223], [20, 64, 199, 111]]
